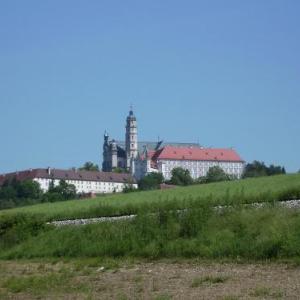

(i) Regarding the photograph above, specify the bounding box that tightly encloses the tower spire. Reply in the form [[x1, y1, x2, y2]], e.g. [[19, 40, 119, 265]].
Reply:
[[129, 104, 134, 116], [125, 108, 138, 170]]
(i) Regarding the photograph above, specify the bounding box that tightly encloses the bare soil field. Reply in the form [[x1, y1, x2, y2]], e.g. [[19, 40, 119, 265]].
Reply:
[[0, 260, 300, 299]]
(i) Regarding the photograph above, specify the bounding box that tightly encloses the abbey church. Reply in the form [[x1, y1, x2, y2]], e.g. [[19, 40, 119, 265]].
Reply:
[[102, 109, 245, 180], [102, 109, 139, 172]]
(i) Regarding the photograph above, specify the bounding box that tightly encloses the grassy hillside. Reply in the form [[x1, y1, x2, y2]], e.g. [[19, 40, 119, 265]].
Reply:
[[2, 202, 300, 261], [1, 174, 300, 221], [1, 174, 300, 261]]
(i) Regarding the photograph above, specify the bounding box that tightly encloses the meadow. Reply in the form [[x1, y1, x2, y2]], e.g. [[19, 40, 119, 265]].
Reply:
[[1, 156, 296, 298], [0, 174, 300, 262], [0, 173, 300, 222]]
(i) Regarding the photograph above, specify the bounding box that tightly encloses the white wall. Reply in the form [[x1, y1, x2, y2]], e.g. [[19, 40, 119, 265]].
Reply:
[[34, 178, 138, 194], [133, 159, 160, 181], [157, 159, 245, 180]]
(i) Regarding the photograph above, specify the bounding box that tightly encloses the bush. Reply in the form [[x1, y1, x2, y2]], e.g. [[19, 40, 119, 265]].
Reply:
[[170, 168, 193, 186], [42, 192, 64, 203], [205, 166, 231, 183], [0, 178, 79, 210], [0, 179, 43, 210], [243, 161, 286, 178], [0, 213, 46, 251], [138, 173, 164, 190], [47, 180, 76, 200]]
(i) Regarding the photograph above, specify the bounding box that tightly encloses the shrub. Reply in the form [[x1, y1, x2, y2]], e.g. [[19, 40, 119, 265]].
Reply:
[[205, 166, 231, 183], [138, 173, 164, 190], [0, 213, 46, 250], [170, 168, 193, 186]]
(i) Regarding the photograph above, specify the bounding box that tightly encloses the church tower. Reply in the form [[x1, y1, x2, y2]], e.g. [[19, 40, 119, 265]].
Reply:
[[125, 108, 138, 170], [102, 131, 110, 171]]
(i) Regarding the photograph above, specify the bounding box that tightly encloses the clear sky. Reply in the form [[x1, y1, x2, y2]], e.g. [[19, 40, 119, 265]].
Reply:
[[0, 1, 299, 173]]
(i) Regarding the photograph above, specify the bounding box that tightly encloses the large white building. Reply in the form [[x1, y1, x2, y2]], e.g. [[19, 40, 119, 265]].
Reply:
[[103, 109, 245, 180], [0, 168, 137, 194], [134, 146, 245, 180]]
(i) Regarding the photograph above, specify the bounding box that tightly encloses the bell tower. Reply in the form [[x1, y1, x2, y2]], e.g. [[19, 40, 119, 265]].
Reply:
[[102, 131, 110, 171], [125, 107, 138, 170]]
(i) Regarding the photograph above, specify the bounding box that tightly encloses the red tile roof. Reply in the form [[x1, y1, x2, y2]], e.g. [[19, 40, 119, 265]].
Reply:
[[0, 168, 136, 185], [155, 146, 244, 162]]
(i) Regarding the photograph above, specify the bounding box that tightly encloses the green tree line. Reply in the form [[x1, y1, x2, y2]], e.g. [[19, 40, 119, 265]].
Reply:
[[0, 178, 76, 210]]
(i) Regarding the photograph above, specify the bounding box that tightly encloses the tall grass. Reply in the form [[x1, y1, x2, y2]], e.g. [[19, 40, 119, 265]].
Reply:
[[1, 205, 300, 261], [1, 174, 300, 221], [1, 174, 300, 261]]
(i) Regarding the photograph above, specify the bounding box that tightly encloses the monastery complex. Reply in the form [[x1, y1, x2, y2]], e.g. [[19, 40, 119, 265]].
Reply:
[[0, 109, 244, 194], [103, 109, 245, 180]]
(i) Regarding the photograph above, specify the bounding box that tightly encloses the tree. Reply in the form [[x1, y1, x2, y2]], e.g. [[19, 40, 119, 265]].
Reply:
[[17, 180, 42, 199], [138, 172, 164, 190], [42, 192, 64, 203], [170, 167, 193, 186], [0, 178, 43, 209], [0, 178, 42, 200], [58, 180, 76, 199], [112, 167, 128, 173], [243, 161, 286, 178], [243, 161, 268, 178], [79, 162, 99, 171], [123, 178, 137, 193], [205, 166, 230, 183], [45, 180, 76, 200], [0, 185, 17, 201]]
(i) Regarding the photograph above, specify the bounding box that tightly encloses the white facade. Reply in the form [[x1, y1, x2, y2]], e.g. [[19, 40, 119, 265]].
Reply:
[[134, 158, 160, 181], [157, 159, 244, 180], [34, 177, 137, 194], [134, 157, 244, 181]]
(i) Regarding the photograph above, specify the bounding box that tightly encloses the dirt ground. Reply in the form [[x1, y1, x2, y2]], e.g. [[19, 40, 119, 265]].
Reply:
[[0, 260, 300, 299]]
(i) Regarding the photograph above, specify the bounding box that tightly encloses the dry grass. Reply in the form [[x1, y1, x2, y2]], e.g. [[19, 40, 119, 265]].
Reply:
[[191, 275, 229, 287], [0, 259, 297, 299]]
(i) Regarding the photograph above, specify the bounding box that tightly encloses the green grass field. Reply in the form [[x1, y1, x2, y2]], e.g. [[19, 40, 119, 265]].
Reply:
[[1, 174, 300, 261], [1, 174, 300, 221]]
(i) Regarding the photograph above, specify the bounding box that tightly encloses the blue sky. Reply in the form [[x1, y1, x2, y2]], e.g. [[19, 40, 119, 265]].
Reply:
[[0, 1, 299, 173]]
